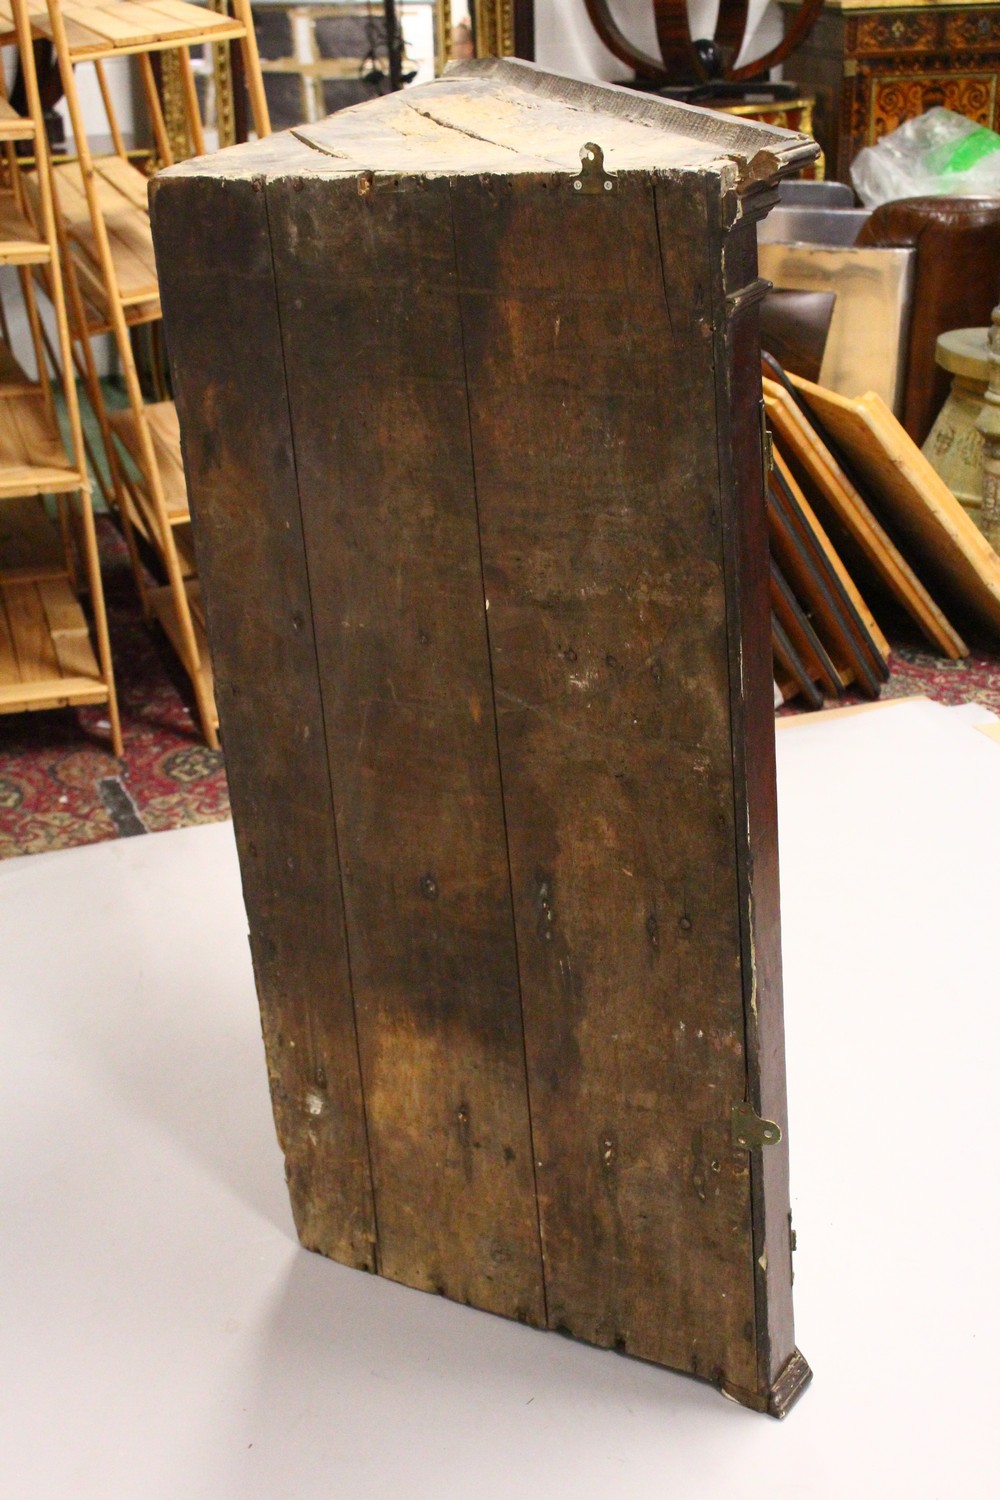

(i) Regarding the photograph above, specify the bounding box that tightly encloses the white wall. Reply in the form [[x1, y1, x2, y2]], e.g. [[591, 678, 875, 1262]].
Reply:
[[534, 0, 783, 81], [54, 54, 139, 150]]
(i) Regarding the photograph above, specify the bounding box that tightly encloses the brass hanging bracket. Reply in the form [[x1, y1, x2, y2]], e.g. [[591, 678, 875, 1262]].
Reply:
[[572, 142, 615, 195], [732, 1101, 782, 1150]]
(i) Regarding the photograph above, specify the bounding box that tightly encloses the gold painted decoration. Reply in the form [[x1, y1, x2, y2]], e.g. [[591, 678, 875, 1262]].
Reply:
[[871, 72, 998, 139]]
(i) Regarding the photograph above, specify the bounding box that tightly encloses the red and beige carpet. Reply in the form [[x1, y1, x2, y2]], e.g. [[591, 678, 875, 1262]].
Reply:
[[0, 519, 228, 858], [2, 519, 1000, 860]]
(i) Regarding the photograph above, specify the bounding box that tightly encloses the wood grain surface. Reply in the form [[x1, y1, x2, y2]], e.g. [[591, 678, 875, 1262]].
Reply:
[[266, 171, 545, 1320], [453, 167, 757, 1390], [151, 152, 378, 1271]]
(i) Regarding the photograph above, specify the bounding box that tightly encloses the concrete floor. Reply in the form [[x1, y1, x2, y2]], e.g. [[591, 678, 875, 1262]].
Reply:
[[2, 697, 998, 1498]]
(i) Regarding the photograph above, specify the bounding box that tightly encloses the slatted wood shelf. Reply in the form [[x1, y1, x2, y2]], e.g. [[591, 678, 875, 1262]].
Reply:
[[0, 571, 107, 713], [148, 577, 217, 726], [24, 159, 160, 335], [50, 156, 160, 308], [0, 0, 245, 61], [108, 399, 188, 526], [62, 276, 161, 340], [0, 377, 84, 498], [0, 189, 50, 264]]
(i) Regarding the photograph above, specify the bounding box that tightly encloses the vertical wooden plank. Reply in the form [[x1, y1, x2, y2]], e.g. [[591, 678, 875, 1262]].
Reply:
[[150, 142, 377, 1270], [451, 169, 758, 1392], [709, 202, 809, 1411], [265, 169, 545, 1320]]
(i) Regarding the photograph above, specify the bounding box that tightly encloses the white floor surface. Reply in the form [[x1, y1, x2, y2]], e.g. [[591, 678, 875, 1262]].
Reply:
[[2, 697, 998, 1498]]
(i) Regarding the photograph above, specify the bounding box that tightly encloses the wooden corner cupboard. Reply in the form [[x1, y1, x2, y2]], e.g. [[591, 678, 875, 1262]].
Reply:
[[151, 58, 817, 1416]]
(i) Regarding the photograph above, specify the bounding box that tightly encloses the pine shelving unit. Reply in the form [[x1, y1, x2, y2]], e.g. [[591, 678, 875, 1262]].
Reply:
[[33, 0, 271, 749], [0, 0, 120, 748]]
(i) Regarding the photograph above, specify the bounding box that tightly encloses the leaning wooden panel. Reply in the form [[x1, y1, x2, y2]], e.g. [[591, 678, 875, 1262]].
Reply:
[[152, 57, 815, 1415], [792, 375, 1000, 643], [768, 449, 888, 692], [770, 558, 841, 698], [772, 611, 824, 709], [762, 372, 968, 660]]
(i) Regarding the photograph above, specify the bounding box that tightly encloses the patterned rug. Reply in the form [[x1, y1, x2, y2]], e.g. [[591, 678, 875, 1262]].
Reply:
[[866, 641, 1000, 715], [2, 519, 1000, 859], [0, 518, 229, 859]]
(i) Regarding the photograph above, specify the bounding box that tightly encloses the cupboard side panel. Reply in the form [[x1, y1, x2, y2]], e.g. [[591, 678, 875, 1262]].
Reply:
[[710, 198, 807, 1409]]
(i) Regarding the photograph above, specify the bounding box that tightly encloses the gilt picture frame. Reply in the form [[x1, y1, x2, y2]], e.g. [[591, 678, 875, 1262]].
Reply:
[[435, 0, 533, 75]]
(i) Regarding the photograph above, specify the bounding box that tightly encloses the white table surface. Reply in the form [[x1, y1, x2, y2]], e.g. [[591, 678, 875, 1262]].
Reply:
[[2, 698, 998, 1499]]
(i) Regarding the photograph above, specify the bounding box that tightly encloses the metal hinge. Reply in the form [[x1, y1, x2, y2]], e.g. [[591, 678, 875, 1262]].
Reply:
[[572, 141, 615, 195], [732, 1100, 782, 1150], [760, 400, 774, 492]]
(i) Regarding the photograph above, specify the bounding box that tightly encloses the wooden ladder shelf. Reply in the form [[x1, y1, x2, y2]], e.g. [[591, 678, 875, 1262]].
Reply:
[[0, 0, 120, 750], [39, 0, 271, 749]]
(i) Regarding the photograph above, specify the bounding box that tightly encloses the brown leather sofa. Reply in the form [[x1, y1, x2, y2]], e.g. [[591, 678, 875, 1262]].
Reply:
[[856, 197, 1000, 445]]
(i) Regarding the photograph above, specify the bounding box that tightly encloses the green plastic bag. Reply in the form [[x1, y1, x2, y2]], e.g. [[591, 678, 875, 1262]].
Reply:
[[852, 108, 1000, 207]]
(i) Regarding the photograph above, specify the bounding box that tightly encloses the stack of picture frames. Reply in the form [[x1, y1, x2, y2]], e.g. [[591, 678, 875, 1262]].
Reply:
[[761, 353, 1000, 709]]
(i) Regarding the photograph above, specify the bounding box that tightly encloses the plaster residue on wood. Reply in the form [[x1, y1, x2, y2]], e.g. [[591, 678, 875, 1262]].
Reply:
[[294, 90, 557, 176], [157, 57, 816, 189], [295, 73, 804, 181]]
